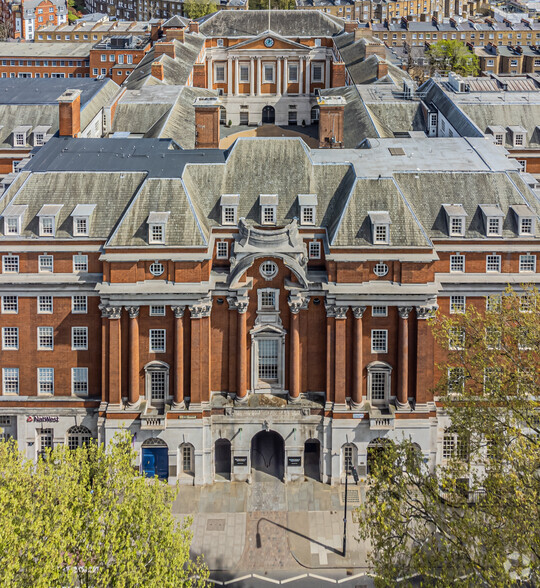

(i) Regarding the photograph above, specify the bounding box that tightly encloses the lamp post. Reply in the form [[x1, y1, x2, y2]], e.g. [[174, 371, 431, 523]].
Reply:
[[343, 457, 359, 557]]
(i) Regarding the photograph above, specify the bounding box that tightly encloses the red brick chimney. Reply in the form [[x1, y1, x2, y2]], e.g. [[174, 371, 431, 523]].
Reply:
[[317, 96, 346, 149], [344, 20, 359, 33], [57, 89, 82, 137], [165, 28, 185, 42], [151, 60, 164, 81], [194, 97, 221, 149], [154, 41, 176, 59], [192, 63, 206, 88], [189, 20, 199, 34], [331, 62, 346, 87], [377, 60, 389, 79]]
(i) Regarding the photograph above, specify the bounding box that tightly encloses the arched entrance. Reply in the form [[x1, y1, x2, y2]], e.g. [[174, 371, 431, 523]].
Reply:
[[262, 105, 275, 124], [250, 430, 284, 481], [367, 438, 392, 476], [215, 438, 231, 481], [304, 439, 321, 481], [141, 438, 169, 480]]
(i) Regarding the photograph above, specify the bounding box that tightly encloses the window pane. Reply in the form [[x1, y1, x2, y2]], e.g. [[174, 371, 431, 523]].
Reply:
[[258, 339, 279, 382]]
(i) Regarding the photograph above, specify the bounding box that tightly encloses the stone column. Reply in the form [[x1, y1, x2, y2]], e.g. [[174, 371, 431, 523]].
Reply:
[[325, 56, 331, 88], [234, 57, 239, 96], [325, 304, 335, 405], [415, 305, 437, 406], [207, 57, 212, 89], [125, 306, 140, 407], [250, 57, 255, 96], [99, 303, 109, 403], [334, 306, 348, 407], [283, 57, 288, 96], [305, 57, 311, 96], [351, 306, 366, 408], [397, 307, 413, 408], [107, 306, 122, 405], [277, 57, 282, 96], [227, 58, 233, 96], [188, 301, 212, 409], [236, 300, 249, 403], [299, 57, 304, 96], [257, 57, 262, 95], [172, 306, 185, 408], [288, 296, 302, 402]]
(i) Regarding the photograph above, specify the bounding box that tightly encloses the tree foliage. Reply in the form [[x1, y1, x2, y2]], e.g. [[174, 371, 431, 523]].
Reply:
[[427, 39, 480, 76], [183, 0, 218, 19], [0, 433, 208, 587], [357, 286, 540, 587], [248, 0, 295, 10]]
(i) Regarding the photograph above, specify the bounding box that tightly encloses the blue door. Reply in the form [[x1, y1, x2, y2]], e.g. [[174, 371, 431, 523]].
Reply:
[[142, 447, 168, 480]]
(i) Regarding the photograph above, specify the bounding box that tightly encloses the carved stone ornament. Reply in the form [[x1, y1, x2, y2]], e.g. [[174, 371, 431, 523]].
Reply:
[[99, 303, 110, 318], [100, 304, 122, 319], [334, 306, 349, 320], [398, 306, 413, 319], [416, 305, 438, 320], [288, 293, 309, 314], [125, 306, 140, 319], [171, 306, 185, 319], [325, 303, 336, 318], [227, 296, 249, 314], [189, 301, 212, 319], [352, 306, 367, 319]]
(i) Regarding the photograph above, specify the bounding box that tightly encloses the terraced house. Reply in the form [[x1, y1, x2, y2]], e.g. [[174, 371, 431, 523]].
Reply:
[[0, 129, 538, 485]]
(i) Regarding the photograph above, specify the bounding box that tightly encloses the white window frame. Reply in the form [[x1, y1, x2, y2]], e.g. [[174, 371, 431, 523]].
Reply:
[[519, 254, 536, 273], [149, 329, 166, 353], [288, 63, 298, 82], [39, 254, 53, 273], [2, 295, 18, 314], [372, 306, 388, 317], [373, 224, 389, 244], [308, 241, 321, 259], [38, 326, 54, 350], [257, 288, 279, 312], [447, 367, 465, 396], [4, 216, 21, 235], [371, 329, 388, 353], [2, 255, 19, 273], [450, 295, 466, 314], [222, 206, 237, 226], [486, 217, 502, 237], [39, 216, 55, 237], [450, 253, 465, 272], [73, 216, 89, 236], [72, 295, 87, 314], [2, 327, 18, 350], [311, 62, 323, 82], [73, 254, 88, 272], [216, 241, 229, 259], [261, 205, 277, 226], [71, 327, 88, 350], [367, 362, 392, 405], [2, 367, 19, 395], [149, 223, 165, 244], [144, 361, 169, 405], [37, 367, 54, 395], [72, 367, 88, 396], [448, 327, 465, 350], [449, 216, 465, 236], [486, 254, 501, 273], [239, 64, 249, 82], [263, 63, 275, 83], [38, 295, 53, 314], [149, 305, 166, 316], [214, 63, 225, 83], [300, 206, 315, 226], [519, 217, 534, 236]]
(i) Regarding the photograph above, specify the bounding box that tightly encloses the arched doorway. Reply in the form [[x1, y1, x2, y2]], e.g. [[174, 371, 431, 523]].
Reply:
[[367, 438, 392, 476], [215, 438, 231, 481], [262, 105, 275, 124], [250, 430, 284, 481], [141, 438, 168, 481], [311, 105, 319, 124], [304, 439, 320, 481]]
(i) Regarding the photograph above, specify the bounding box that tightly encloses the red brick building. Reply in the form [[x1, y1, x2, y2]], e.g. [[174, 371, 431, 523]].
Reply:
[[0, 129, 537, 485], [1, 0, 68, 41]]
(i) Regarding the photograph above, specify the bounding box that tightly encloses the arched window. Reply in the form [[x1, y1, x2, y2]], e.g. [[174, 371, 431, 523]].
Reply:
[[179, 443, 195, 477], [220, 106, 227, 125], [367, 361, 392, 406], [341, 443, 358, 475], [442, 428, 470, 462], [67, 425, 91, 450], [144, 361, 169, 406], [311, 105, 320, 124]]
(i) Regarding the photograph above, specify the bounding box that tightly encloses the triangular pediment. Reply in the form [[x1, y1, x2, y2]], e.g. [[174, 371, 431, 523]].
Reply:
[[228, 31, 310, 52]]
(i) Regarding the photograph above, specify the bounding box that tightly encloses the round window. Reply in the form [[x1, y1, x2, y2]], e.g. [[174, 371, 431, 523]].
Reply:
[[149, 261, 164, 276], [260, 260, 278, 280], [373, 262, 389, 277]]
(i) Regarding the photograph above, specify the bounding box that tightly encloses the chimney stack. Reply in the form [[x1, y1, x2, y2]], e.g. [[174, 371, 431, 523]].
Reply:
[[57, 89, 82, 138], [317, 96, 346, 149], [344, 20, 359, 33], [194, 97, 221, 149], [377, 60, 388, 79], [154, 41, 176, 59], [151, 60, 164, 81], [189, 20, 200, 34], [331, 61, 346, 87]]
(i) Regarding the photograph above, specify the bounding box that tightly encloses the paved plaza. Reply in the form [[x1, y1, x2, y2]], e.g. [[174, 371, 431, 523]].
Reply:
[[173, 476, 369, 575]]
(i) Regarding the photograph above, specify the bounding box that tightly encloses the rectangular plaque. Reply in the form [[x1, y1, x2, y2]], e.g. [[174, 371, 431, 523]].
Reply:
[[233, 456, 248, 467], [352, 413, 365, 419], [287, 456, 302, 467]]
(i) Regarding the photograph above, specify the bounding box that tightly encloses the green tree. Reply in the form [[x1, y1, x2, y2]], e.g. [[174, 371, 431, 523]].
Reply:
[[357, 286, 540, 587], [183, 0, 218, 19], [0, 433, 208, 587], [248, 0, 295, 9], [427, 39, 480, 76]]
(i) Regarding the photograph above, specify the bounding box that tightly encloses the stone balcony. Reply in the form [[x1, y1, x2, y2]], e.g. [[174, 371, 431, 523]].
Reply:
[[140, 401, 168, 430], [367, 404, 395, 431]]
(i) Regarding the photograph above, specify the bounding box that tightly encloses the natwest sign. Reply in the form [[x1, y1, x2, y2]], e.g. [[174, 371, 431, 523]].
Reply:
[[27, 416, 60, 423]]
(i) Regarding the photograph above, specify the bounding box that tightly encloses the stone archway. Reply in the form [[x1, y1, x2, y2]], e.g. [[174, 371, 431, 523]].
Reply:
[[215, 438, 231, 481], [262, 105, 275, 124], [141, 438, 168, 480], [250, 430, 284, 481], [304, 438, 321, 481]]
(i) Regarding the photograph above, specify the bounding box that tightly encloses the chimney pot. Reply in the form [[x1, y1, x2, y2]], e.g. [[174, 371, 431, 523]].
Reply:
[[57, 89, 82, 138]]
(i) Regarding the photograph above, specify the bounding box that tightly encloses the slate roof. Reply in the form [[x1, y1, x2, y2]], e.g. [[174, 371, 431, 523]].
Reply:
[[198, 10, 343, 37], [0, 42, 92, 57]]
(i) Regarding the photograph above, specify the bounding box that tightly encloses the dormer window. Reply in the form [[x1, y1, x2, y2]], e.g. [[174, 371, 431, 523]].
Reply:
[[487, 125, 505, 146], [508, 126, 527, 148], [479, 205, 504, 237], [147, 211, 170, 244], [511, 204, 536, 237], [260, 194, 278, 226], [32, 126, 51, 147], [71, 204, 96, 237], [368, 211, 391, 245], [3, 205, 27, 236], [298, 194, 317, 225], [220, 194, 239, 226], [442, 204, 467, 237], [37, 204, 63, 237], [12, 126, 31, 148]]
